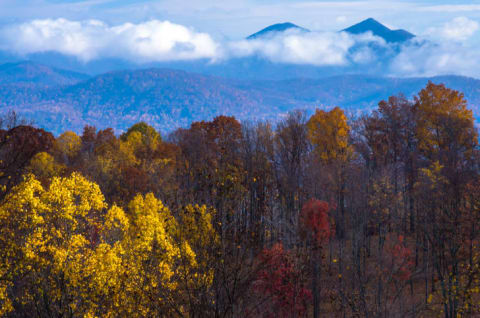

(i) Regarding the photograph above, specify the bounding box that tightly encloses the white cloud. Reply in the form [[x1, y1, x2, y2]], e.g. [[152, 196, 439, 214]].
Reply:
[[442, 17, 479, 41], [388, 17, 480, 77], [0, 18, 387, 67], [2, 19, 104, 61], [0, 18, 221, 62], [4, 17, 480, 79], [229, 30, 353, 65], [227, 30, 386, 66], [351, 46, 376, 64], [426, 17, 479, 42], [109, 20, 221, 62], [389, 39, 480, 78], [336, 16, 347, 24], [418, 5, 480, 13]]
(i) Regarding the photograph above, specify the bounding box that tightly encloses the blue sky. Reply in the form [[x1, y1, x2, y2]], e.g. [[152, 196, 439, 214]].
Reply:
[[2, 0, 480, 38]]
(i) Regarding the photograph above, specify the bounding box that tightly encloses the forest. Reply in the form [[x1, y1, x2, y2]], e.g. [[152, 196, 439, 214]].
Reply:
[[0, 81, 479, 317]]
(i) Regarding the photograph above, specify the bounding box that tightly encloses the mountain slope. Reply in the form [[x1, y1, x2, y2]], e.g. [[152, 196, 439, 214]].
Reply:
[[0, 61, 89, 86], [2, 68, 480, 135], [0, 68, 290, 133], [343, 18, 415, 43]]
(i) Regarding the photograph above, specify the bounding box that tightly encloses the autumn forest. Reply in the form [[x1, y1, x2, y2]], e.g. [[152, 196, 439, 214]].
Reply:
[[0, 82, 479, 317]]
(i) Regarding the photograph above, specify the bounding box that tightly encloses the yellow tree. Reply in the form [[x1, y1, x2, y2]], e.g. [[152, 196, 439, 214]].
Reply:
[[415, 82, 477, 176], [53, 131, 82, 165], [307, 107, 352, 315], [0, 173, 208, 317], [307, 107, 352, 237], [414, 83, 479, 318], [26, 151, 65, 182], [307, 107, 352, 165], [172, 204, 219, 315], [120, 121, 162, 150], [0, 173, 106, 316], [117, 124, 177, 205], [119, 193, 194, 316], [76, 124, 177, 206]]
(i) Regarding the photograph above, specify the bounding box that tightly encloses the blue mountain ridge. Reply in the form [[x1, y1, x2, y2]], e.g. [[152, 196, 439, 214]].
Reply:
[[0, 61, 89, 86], [1, 65, 479, 135], [247, 18, 415, 43]]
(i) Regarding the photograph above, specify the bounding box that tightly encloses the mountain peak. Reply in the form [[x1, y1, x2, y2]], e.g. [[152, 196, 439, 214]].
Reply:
[[343, 18, 414, 43], [247, 22, 309, 39], [363, 18, 382, 24]]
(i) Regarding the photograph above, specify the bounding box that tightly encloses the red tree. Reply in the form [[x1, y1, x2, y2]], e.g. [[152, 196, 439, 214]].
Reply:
[[386, 235, 414, 281], [0, 125, 54, 199], [299, 199, 334, 318], [300, 199, 335, 246], [253, 243, 312, 318]]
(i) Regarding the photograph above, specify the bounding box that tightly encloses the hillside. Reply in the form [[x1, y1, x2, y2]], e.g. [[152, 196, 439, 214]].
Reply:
[[0, 61, 89, 86], [1, 66, 480, 135]]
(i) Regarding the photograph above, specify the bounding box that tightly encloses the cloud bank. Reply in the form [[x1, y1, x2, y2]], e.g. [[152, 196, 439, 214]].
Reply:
[[228, 30, 389, 66], [390, 40, 480, 77], [440, 17, 479, 41], [426, 16, 479, 42], [0, 18, 389, 67], [229, 30, 355, 66], [391, 17, 480, 77], [2, 17, 480, 78], [0, 19, 220, 62]]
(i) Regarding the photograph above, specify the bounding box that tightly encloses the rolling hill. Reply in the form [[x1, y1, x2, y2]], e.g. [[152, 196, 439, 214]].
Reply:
[[0, 61, 89, 86], [1, 64, 480, 135]]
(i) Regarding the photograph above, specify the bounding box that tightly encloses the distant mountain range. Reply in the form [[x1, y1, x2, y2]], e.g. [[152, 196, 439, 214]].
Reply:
[[247, 18, 415, 43], [1, 61, 480, 135], [0, 18, 478, 135]]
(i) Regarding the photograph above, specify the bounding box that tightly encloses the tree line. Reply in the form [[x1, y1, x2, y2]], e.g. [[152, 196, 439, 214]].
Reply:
[[0, 82, 479, 317]]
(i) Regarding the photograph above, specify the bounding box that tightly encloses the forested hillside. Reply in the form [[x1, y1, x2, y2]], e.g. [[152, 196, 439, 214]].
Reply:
[[0, 81, 479, 317], [3, 63, 480, 135]]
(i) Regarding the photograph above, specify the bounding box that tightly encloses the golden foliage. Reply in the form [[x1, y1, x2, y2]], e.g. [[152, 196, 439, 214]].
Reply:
[[26, 151, 65, 181], [0, 173, 216, 317], [307, 107, 352, 164], [54, 131, 82, 163], [415, 82, 478, 162]]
